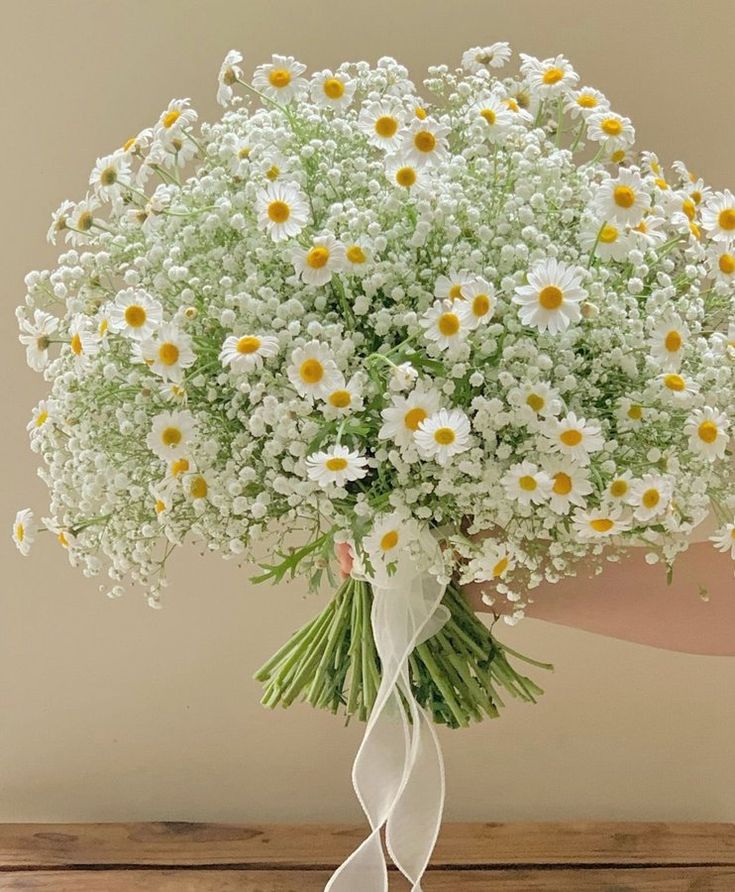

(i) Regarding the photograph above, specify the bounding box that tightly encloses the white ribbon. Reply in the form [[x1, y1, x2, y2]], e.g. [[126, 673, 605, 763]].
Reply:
[[325, 542, 449, 892]]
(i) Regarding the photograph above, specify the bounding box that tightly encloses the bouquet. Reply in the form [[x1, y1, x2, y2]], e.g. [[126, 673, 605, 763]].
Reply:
[[14, 39, 735, 889]]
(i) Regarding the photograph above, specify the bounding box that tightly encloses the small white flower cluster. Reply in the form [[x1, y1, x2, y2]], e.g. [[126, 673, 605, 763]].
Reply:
[[13, 44, 735, 618]]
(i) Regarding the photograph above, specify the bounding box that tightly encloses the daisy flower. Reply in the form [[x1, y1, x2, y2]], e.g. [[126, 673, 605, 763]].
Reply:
[[615, 397, 646, 432], [27, 400, 50, 433], [155, 99, 198, 140], [287, 341, 341, 400], [137, 323, 196, 383], [572, 506, 629, 539], [68, 317, 101, 366], [710, 249, 735, 283], [379, 386, 442, 448], [217, 50, 243, 107], [46, 199, 75, 245], [310, 69, 356, 110], [363, 512, 417, 565], [586, 112, 636, 153], [358, 100, 406, 151], [592, 168, 650, 225], [150, 483, 175, 520], [581, 220, 632, 262], [219, 334, 279, 373], [606, 469, 635, 502], [649, 315, 689, 371], [466, 540, 515, 584], [420, 299, 473, 351], [711, 522, 735, 558], [461, 42, 512, 73], [503, 461, 552, 506], [435, 269, 474, 302], [542, 459, 593, 515], [414, 408, 472, 465], [510, 381, 563, 423], [384, 155, 430, 191], [684, 407, 730, 461], [183, 472, 211, 506], [252, 54, 307, 102], [146, 410, 196, 460], [628, 474, 673, 523], [513, 258, 586, 334], [292, 234, 345, 286], [18, 309, 59, 371], [701, 190, 735, 242], [520, 53, 579, 98], [659, 372, 699, 402], [400, 119, 450, 167], [343, 239, 372, 275], [470, 94, 513, 142], [565, 87, 610, 119], [321, 373, 365, 418], [65, 196, 100, 245], [543, 412, 604, 465], [255, 182, 309, 242], [305, 445, 368, 488], [630, 214, 667, 248], [12, 508, 35, 556], [107, 288, 163, 340], [460, 278, 496, 327], [89, 152, 132, 204]]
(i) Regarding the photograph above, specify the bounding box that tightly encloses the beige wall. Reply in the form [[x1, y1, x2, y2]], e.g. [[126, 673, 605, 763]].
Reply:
[[2, 0, 735, 824]]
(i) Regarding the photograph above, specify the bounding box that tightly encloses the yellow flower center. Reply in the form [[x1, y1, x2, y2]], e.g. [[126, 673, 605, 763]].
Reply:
[[58, 531, 68, 547], [472, 294, 490, 317], [155, 499, 166, 514], [492, 556, 509, 577], [601, 118, 622, 136], [380, 530, 399, 551], [698, 420, 719, 443], [538, 285, 563, 310], [690, 222, 701, 239], [664, 330, 682, 352], [15, 523, 24, 542], [642, 488, 660, 509], [237, 336, 261, 354], [480, 108, 496, 125], [162, 109, 180, 128], [438, 312, 460, 336], [553, 472, 573, 495], [542, 67, 564, 85], [395, 166, 416, 187], [664, 373, 685, 392], [161, 426, 182, 446], [504, 98, 520, 113], [375, 115, 399, 138], [610, 479, 628, 498], [171, 457, 189, 477], [70, 333, 83, 356], [325, 457, 348, 471], [328, 389, 352, 408], [413, 130, 437, 153], [122, 136, 137, 152], [190, 476, 208, 499], [691, 190, 702, 204], [448, 284, 464, 300], [560, 429, 583, 446], [265, 165, 280, 181], [526, 393, 545, 412], [100, 166, 117, 186], [433, 427, 456, 445], [35, 410, 48, 427], [77, 211, 94, 231], [610, 149, 626, 164], [415, 107, 427, 120], [682, 199, 696, 221], [323, 77, 345, 99], [299, 358, 324, 383], [404, 407, 428, 431], [124, 305, 147, 328], [239, 146, 251, 159], [158, 342, 180, 366], [627, 404, 643, 420], [719, 253, 735, 274], [590, 518, 614, 533], [346, 245, 366, 264], [268, 68, 292, 89], [519, 475, 537, 492], [613, 185, 636, 209], [306, 246, 330, 269], [718, 208, 735, 231], [599, 225, 619, 243], [267, 200, 290, 223], [577, 94, 598, 109]]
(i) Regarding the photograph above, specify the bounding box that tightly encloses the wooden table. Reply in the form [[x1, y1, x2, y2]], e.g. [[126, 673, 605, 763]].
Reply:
[[0, 822, 733, 889]]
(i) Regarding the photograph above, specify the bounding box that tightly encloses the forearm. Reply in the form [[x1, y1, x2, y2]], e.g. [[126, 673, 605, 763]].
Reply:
[[463, 542, 735, 656]]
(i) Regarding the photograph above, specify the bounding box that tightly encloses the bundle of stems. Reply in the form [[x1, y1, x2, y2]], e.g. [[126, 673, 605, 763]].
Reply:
[[255, 579, 552, 729]]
